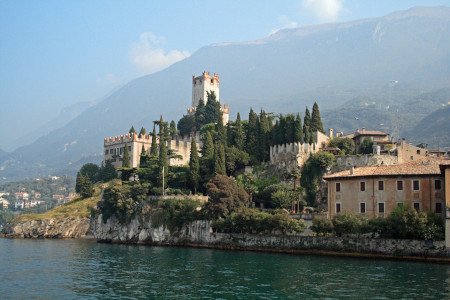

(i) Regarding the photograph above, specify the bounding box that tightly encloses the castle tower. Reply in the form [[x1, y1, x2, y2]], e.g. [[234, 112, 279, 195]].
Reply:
[[192, 71, 220, 107]]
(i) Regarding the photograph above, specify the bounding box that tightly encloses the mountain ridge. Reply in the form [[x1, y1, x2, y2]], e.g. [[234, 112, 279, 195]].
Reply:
[[1, 6, 450, 182]]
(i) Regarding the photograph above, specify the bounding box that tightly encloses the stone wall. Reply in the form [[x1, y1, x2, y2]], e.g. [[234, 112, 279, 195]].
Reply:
[[93, 215, 449, 259]]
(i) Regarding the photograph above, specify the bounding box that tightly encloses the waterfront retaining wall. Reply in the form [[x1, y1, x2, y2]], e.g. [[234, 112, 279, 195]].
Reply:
[[93, 216, 449, 259]]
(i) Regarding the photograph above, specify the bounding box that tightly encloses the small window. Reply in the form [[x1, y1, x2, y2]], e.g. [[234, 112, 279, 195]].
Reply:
[[360, 182, 365, 192], [435, 202, 442, 214], [105, 150, 108, 155], [336, 182, 341, 192], [434, 180, 441, 190], [397, 180, 403, 191], [413, 202, 420, 211], [336, 203, 341, 214], [360, 202, 366, 213], [413, 180, 420, 191], [416, 149, 420, 155], [110, 149, 113, 154], [378, 181, 384, 191], [378, 203, 385, 213]]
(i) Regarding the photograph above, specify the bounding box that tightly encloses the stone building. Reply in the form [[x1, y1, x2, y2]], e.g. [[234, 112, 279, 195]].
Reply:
[[323, 161, 447, 219], [269, 130, 330, 169], [187, 71, 230, 124], [103, 132, 201, 168]]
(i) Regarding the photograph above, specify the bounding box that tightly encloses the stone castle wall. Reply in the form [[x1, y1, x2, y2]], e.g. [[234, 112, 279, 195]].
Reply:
[[333, 154, 399, 172]]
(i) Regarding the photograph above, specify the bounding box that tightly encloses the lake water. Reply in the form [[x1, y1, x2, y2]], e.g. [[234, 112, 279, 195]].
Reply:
[[0, 238, 449, 299]]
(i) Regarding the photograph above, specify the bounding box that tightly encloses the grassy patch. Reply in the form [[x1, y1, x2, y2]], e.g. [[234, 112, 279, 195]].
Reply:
[[15, 186, 102, 222]]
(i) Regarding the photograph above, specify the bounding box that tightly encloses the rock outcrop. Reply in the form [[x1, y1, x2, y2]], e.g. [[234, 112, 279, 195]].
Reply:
[[8, 217, 92, 239]]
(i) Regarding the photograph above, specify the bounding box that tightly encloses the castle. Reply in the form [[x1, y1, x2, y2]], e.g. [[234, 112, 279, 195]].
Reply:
[[103, 71, 228, 168], [187, 71, 229, 124]]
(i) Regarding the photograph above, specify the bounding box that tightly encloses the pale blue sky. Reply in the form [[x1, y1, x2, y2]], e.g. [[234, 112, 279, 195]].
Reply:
[[0, 0, 449, 150]]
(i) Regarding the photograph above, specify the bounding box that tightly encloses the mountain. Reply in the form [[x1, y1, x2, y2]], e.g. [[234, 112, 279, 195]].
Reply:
[[405, 105, 450, 147], [8, 100, 96, 152], [1, 6, 450, 182]]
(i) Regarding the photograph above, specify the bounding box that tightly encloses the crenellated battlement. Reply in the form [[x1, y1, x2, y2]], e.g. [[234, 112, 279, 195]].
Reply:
[[104, 132, 153, 146]]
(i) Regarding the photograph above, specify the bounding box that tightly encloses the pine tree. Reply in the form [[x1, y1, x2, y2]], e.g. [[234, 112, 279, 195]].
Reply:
[[204, 91, 221, 124], [294, 113, 303, 143], [122, 144, 130, 167], [129, 126, 136, 134], [139, 127, 146, 138], [169, 120, 177, 138], [285, 114, 296, 143], [245, 108, 259, 161], [303, 107, 311, 144], [310, 102, 324, 134], [214, 142, 226, 175], [189, 138, 200, 194], [98, 161, 117, 182], [150, 125, 158, 159], [195, 99, 206, 130], [216, 113, 227, 146], [76, 172, 93, 198], [234, 112, 244, 150]]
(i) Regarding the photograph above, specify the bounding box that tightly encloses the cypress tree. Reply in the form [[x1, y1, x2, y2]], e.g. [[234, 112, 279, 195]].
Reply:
[[310, 102, 324, 134], [204, 91, 221, 124], [214, 142, 226, 175], [200, 131, 214, 179], [169, 120, 177, 138], [158, 117, 169, 188], [189, 137, 200, 194], [139, 145, 149, 167], [303, 107, 311, 144], [226, 121, 234, 147], [258, 110, 271, 162], [122, 143, 131, 168], [139, 127, 146, 138], [129, 126, 136, 134], [150, 125, 158, 158], [285, 114, 296, 143], [195, 99, 206, 130], [279, 115, 287, 144], [294, 113, 304, 143], [216, 113, 227, 146], [245, 108, 259, 160], [234, 112, 244, 150]]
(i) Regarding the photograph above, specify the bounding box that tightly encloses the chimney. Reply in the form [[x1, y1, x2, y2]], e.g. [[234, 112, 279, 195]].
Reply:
[[361, 127, 366, 133], [350, 166, 355, 175]]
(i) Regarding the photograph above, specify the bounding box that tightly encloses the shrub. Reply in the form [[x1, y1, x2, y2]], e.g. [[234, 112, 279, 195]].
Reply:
[[211, 208, 306, 235], [150, 198, 203, 231], [332, 213, 368, 236], [311, 217, 334, 236]]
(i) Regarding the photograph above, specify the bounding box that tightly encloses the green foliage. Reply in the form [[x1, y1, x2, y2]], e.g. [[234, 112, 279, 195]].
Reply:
[[194, 100, 206, 130], [99, 182, 148, 224], [245, 108, 259, 163], [294, 113, 303, 143], [75, 172, 94, 198], [360, 138, 374, 154], [98, 161, 117, 182], [328, 137, 355, 155], [212, 208, 306, 234], [310, 217, 333, 236], [303, 107, 311, 143], [150, 198, 203, 232], [225, 146, 249, 175], [205, 174, 250, 219], [204, 91, 221, 124], [233, 112, 245, 150], [257, 110, 271, 162], [189, 138, 200, 193], [79, 163, 100, 182], [138, 127, 146, 137], [300, 152, 335, 206], [169, 120, 177, 137], [129, 126, 136, 134], [177, 114, 196, 137], [257, 183, 298, 209], [214, 142, 226, 175], [150, 125, 158, 158], [122, 144, 131, 168], [332, 213, 368, 237], [310, 102, 324, 134]]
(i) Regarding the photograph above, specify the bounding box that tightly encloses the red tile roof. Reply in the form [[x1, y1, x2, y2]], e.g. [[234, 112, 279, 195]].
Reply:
[[323, 161, 445, 180]]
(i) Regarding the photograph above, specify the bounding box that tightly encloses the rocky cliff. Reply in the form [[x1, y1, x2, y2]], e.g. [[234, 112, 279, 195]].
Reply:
[[8, 217, 92, 239]]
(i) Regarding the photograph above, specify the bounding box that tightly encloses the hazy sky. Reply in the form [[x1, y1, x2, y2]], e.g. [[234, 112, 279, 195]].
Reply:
[[0, 0, 449, 150]]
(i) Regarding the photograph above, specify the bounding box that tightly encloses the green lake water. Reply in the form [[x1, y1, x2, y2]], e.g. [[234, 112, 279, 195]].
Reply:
[[0, 238, 448, 299]]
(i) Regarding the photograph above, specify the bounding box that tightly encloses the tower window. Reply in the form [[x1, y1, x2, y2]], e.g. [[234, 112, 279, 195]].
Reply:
[[360, 182, 365, 192], [434, 180, 441, 190], [360, 202, 366, 213], [336, 203, 341, 214], [413, 180, 420, 191], [397, 180, 403, 191], [378, 181, 384, 191], [335, 182, 341, 192], [435, 203, 442, 214], [378, 203, 385, 213]]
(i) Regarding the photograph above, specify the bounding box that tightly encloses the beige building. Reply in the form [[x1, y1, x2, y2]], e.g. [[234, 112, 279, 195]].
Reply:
[[324, 161, 447, 219]]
